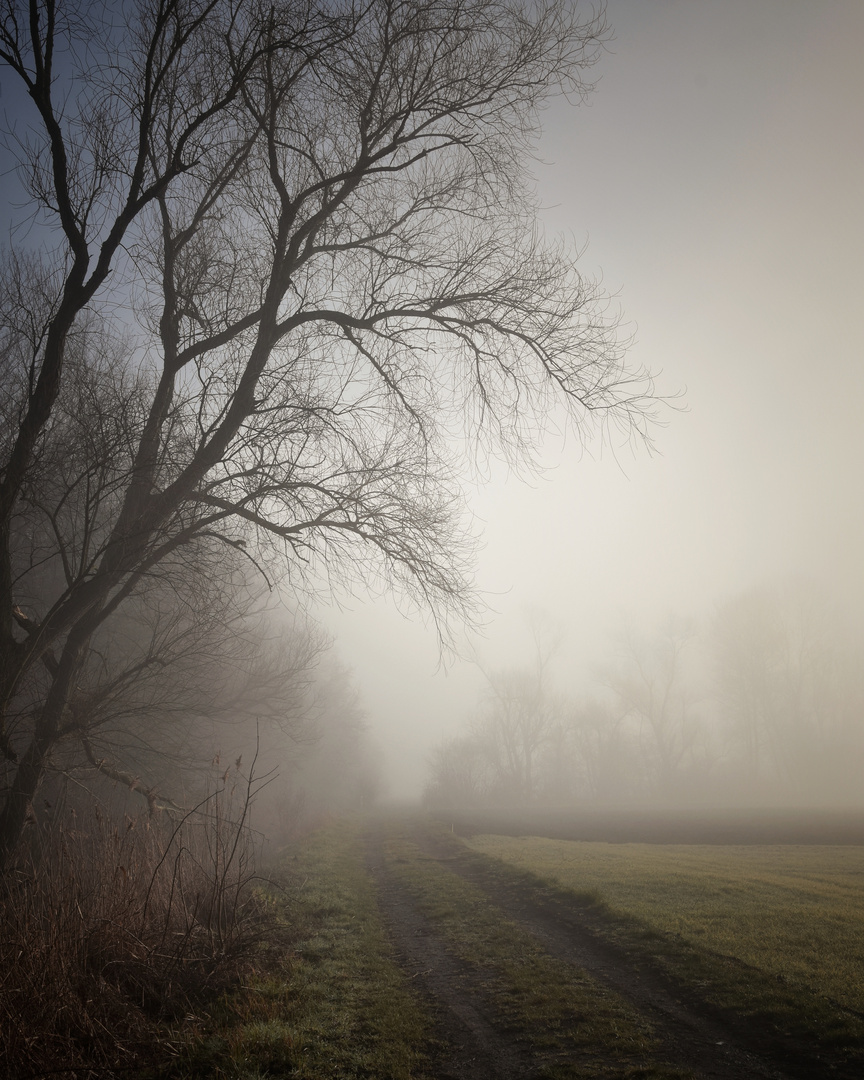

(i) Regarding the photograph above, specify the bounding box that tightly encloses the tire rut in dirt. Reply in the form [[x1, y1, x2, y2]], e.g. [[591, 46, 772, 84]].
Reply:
[[365, 830, 537, 1080], [409, 824, 858, 1080]]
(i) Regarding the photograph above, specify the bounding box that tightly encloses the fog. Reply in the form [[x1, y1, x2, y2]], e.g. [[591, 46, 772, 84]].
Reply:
[[1, 0, 861, 832], [322, 0, 864, 804]]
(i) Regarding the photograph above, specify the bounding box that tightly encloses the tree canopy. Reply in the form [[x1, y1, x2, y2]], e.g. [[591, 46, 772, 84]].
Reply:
[[0, 0, 657, 862]]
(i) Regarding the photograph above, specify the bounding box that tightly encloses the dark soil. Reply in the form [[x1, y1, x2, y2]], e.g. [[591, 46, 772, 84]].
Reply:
[[365, 817, 864, 1080]]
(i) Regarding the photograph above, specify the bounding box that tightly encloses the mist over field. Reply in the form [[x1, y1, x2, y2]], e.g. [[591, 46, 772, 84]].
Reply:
[[324, 0, 864, 809]]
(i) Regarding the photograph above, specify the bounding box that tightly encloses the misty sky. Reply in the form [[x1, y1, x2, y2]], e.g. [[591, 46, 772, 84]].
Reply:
[[324, 0, 864, 798]]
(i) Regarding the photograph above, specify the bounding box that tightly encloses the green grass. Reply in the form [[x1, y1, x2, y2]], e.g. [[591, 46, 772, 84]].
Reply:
[[379, 819, 692, 1079], [165, 817, 429, 1079], [170, 815, 694, 1079], [162, 816, 864, 1077], [464, 833, 864, 1054]]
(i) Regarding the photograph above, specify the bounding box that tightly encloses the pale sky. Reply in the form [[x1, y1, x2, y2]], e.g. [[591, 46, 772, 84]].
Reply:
[[323, 0, 864, 798]]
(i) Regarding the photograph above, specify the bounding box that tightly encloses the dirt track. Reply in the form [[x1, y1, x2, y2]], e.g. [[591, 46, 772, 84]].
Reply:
[[364, 818, 859, 1080]]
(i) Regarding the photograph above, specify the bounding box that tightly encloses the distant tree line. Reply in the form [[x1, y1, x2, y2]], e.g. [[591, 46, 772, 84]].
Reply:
[[425, 580, 864, 809]]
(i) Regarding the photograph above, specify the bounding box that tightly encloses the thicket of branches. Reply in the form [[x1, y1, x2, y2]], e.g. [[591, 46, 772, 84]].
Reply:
[[0, 0, 656, 864]]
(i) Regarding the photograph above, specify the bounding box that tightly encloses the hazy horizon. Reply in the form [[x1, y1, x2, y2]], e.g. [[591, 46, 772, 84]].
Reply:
[[319, 0, 864, 802]]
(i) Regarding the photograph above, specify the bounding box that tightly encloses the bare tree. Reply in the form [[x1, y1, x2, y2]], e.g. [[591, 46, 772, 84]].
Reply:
[[71, 588, 326, 808], [0, 0, 657, 862], [261, 656, 383, 841], [600, 617, 703, 798], [566, 696, 642, 802], [474, 667, 548, 802], [711, 589, 785, 786], [464, 617, 564, 803], [0, 297, 325, 834]]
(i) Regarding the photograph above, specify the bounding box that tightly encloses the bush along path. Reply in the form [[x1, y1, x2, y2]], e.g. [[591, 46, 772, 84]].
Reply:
[[168, 814, 864, 1079]]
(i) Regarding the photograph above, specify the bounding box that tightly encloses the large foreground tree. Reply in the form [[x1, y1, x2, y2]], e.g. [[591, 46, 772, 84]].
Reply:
[[0, 0, 656, 862]]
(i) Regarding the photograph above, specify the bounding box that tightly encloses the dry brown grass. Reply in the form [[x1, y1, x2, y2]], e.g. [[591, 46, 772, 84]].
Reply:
[[0, 768, 271, 1079]]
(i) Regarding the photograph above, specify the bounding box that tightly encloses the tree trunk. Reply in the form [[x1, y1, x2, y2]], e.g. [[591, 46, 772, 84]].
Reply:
[[0, 731, 53, 869], [0, 629, 88, 870]]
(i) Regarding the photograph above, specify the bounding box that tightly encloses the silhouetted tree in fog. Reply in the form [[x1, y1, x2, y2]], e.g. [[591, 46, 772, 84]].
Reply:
[[264, 657, 383, 840], [427, 619, 566, 805], [0, 0, 658, 862], [560, 697, 637, 802], [601, 617, 704, 798], [476, 666, 553, 803]]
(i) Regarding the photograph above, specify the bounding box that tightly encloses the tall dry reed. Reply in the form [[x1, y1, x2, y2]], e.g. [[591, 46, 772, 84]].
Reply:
[[0, 764, 270, 1078]]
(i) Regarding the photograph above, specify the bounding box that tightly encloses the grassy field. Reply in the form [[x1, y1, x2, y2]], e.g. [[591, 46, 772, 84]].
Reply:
[[465, 834, 864, 1049], [161, 815, 864, 1077], [379, 822, 680, 1079], [168, 815, 694, 1079]]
